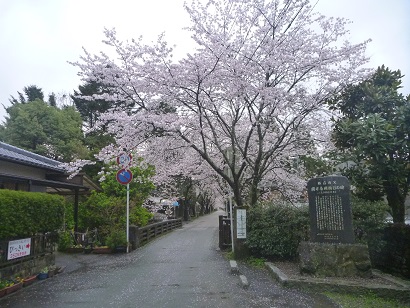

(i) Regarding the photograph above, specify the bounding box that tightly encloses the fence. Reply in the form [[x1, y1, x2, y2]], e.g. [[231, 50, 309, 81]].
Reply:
[[129, 218, 182, 249], [0, 233, 57, 269], [219, 215, 231, 250], [69, 228, 100, 248], [0, 233, 57, 278]]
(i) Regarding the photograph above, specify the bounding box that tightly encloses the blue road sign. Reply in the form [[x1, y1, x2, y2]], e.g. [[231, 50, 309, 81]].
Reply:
[[116, 169, 133, 185]]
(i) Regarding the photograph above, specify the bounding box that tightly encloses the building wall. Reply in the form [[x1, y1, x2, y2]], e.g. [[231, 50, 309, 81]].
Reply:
[[1, 161, 47, 179], [0, 161, 47, 192]]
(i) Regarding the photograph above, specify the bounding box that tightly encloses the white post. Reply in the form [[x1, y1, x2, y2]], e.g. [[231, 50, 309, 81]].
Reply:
[[229, 192, 234, 253], [126, 183, 130, 253]]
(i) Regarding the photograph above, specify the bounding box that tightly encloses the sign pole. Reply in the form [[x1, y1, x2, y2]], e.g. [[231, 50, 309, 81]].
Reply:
[[229, 192, 234, 253], [116, 152, 133, 254], [126, 183, 130, 253]]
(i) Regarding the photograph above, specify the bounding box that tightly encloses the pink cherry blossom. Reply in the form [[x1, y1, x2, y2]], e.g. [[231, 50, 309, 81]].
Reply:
[[68, 0, 370, 206]]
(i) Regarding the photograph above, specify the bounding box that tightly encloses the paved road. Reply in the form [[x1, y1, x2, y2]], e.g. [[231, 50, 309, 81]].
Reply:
[[1, 211, 334, 308]]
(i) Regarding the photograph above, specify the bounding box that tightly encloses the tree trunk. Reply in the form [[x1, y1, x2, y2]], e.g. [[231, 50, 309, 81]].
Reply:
[[192, 203, 196, 217], [184, 200, 190, 221], [249, 178, 260, 207], [232, 181, 243, 207], [384, 182, 405, 223]]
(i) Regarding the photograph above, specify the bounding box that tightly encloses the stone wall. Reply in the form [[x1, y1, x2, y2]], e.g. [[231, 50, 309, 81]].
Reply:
[[0, 254, 55, 279], [298, 241, 372, 278]]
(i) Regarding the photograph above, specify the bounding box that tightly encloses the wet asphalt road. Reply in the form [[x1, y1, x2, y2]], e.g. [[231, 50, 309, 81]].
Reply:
[[0, 211, 335, 308]]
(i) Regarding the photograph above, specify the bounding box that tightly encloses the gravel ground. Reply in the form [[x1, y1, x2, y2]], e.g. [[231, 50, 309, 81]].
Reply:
[[236, 261, 340, 308]]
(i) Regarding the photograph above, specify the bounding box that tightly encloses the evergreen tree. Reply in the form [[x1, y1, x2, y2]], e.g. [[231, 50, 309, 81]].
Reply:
[[71, 81, 112, 129], [329, 66, 410, 223], [48, 92, 57, 107], [1, 98, 88, 162], [9, 85, 44, 104]]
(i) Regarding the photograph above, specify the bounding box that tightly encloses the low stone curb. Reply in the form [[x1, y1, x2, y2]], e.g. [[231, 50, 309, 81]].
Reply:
[[372, 269, 410, 288], [265, 262, 410, 303], [229, 260, 249, 289], [239, 275, 249, 289], [230, 260, 239, 274]]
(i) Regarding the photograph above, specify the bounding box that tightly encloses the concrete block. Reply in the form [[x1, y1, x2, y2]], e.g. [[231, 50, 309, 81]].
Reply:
[[239, 275, 249, 289], [230, 260, 239, 274]]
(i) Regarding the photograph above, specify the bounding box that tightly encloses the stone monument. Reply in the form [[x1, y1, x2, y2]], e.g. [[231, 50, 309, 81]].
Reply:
[[308, 175, 354, 243], [298, 175, 372, 278]]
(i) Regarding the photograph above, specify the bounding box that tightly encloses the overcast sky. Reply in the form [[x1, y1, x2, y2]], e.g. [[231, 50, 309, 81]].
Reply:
[[1, 0, 409, 123]]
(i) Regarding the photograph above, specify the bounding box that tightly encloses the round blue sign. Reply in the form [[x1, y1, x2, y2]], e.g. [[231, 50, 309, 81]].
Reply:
[[116, 169, 133, 185], [117, 153, 132, 168]]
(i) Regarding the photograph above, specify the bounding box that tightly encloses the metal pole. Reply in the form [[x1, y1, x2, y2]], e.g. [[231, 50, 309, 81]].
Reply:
[[126, 183, 130, 253], [74, 189, 79, 234], [229, 193, 234, 253]]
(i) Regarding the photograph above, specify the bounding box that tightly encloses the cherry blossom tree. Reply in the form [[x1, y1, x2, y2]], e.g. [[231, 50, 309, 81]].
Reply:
[[70, 0, 370, 207]]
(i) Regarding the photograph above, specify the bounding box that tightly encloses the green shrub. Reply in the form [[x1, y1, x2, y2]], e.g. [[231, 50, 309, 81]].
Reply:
[[57, 231, 73, 252], [369, 224, 410, 278], [105, 229, 127, 249], [63, 202, 75, 230], [77, 190, 153, 241], [130, 205, 153, 227], [246, 195, 389, 260], [350, 195, 389, 242], [247, 202, 310, 260], [350, 196, 390, 269], [77, 191, 119, 239], [0, 189, 65, 239], [0, 279, 9, 289]]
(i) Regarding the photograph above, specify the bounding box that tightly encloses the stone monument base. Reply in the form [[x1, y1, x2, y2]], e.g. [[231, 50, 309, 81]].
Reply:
[[298, 241, 372, 278]]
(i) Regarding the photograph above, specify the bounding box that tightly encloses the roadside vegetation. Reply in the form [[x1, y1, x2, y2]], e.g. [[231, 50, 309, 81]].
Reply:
[[323, 291, 407, 308], [0, 0, 409, 304], [246, 197, 388, 260]]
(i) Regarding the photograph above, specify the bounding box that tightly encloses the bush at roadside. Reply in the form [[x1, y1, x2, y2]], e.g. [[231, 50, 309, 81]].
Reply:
[[0, 189, 65, 239], [76, 191, 153, 244], [247, 202, 309, 260], [246, 196, 389, 260]]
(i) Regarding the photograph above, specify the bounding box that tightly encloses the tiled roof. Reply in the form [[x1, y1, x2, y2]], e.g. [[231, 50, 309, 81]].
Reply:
[[0, 142, 64, 172]]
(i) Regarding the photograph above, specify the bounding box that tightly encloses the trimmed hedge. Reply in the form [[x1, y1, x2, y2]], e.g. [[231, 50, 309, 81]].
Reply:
[[247, 202, 310, 260], [0, 189, 65, 239]]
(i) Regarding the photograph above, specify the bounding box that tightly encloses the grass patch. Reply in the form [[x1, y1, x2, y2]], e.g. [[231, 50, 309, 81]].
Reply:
[[324, 291, 408, 308], [222, 252, 265, 268], [244, 256, 266, 268], [223, 250, 234, 260]]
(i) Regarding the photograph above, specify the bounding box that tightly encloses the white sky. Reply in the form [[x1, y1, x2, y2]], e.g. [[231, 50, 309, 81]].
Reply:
[[0, 0, 409, 123]]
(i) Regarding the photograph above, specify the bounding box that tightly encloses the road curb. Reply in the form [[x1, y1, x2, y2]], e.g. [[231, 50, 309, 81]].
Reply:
[[265, 262, 410, 303], [230, 260, 239, 274], [265, 262, 289, 283], [239, 274, 249, 289], [230, 260, 249, 289]]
